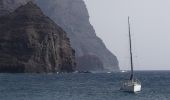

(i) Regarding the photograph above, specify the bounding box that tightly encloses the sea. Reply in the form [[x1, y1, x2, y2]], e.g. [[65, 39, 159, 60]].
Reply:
[[0, 71, 170, 100]]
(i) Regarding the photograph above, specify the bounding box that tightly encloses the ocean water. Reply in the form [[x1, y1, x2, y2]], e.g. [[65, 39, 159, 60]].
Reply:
[[0, 71, 170, 100]]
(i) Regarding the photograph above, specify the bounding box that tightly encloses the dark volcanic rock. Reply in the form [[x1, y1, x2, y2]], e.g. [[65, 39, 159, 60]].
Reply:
[[0, 2, 75, 73], [34, 0, 119, 71]]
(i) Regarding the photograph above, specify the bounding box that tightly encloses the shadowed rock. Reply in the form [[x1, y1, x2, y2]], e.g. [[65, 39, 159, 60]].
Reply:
[[77, 54, 104, 71], [0, 2, 75, 73]]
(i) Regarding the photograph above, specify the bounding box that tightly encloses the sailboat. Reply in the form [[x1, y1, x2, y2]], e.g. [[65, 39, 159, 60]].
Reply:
[[120, 17, 141, 93]]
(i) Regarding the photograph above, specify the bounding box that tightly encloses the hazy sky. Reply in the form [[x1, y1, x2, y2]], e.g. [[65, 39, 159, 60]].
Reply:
[[84, 0, 170, 70]]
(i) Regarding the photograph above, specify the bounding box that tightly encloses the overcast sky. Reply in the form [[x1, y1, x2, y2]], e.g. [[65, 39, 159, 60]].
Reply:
[[84, 0, 170, 70]]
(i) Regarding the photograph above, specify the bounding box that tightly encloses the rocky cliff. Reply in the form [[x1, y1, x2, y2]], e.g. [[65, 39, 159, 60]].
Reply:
[[0, 0, 119, 71], [0, 2, 75, 73], [35, 0, 119, 71]]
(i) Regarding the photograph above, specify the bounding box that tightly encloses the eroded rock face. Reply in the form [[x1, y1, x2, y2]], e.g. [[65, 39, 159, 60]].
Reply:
[[0, 2, 75, 73], [0, 0, 119, 71], [35, 0, 119, 71]]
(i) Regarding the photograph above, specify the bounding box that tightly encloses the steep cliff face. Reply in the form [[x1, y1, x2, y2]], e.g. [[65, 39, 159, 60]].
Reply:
[[0, 2, 75, 73], [0, 0, 119, 71], [35, 0, 119, 71]]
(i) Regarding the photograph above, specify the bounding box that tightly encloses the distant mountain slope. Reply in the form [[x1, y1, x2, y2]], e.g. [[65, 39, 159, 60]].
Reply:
[[0, 2, 75, 73], [35, 0, 119, 71]]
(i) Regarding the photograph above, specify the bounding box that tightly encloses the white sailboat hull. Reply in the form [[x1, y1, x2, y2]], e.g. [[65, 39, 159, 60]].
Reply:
[[120, 80, 141, 93]]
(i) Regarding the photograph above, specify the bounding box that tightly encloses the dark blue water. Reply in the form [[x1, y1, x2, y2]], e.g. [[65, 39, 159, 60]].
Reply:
[[0, 71, 170, 100]]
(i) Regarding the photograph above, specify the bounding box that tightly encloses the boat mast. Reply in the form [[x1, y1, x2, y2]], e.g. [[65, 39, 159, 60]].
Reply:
[[128, 17, 134, 80]]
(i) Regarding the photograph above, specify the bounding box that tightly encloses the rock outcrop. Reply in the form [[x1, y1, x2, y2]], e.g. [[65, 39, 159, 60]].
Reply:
[[0, 0, 119, 71], [35, 0, 119, 71], [0, 2, 75, 73]]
